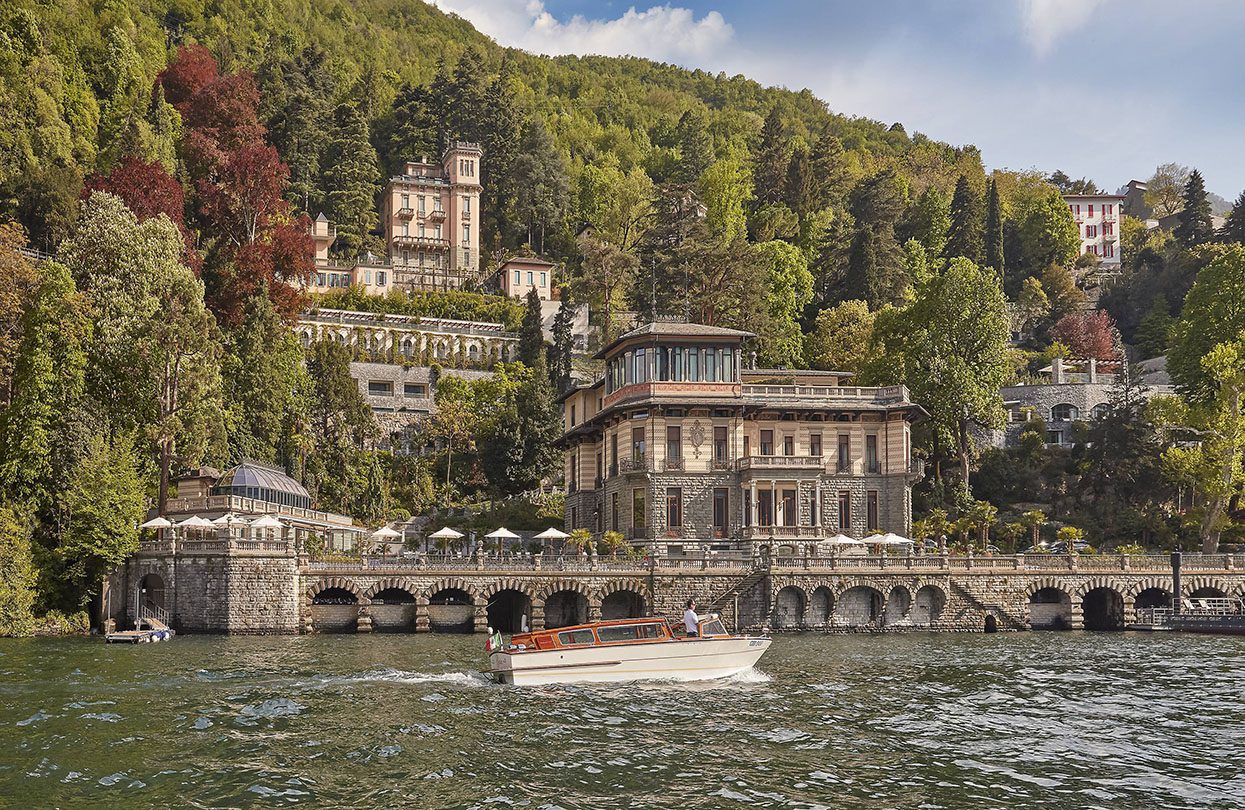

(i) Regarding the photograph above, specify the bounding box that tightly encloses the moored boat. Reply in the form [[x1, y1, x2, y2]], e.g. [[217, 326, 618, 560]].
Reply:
[[488, 614, 770, 685]]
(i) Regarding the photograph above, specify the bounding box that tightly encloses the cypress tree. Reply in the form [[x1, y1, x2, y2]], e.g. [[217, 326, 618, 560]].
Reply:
[[1174, 169, 1214, 247], [321, 102, 379, 256], [898, 185, 950, 259], [946, 175, 984, 264], [753, 107, 788, 206], [783, 144, 814, 218], [1219, 189, 1245, 245], [984, 178, 1004, 274], [518, 287, 545, 367], [550, 287, 575, 392], [674, 108, 712, 185]]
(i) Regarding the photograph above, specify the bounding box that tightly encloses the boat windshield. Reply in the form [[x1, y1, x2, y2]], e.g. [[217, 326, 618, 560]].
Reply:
[[597, 622, 666, 643], [699, 617, 727, 637]]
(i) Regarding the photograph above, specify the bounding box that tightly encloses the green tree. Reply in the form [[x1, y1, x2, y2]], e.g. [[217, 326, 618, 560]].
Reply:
[[804, 300, 875, 374], [783, 143, 814, 219], [698, 147, 752, 243], [752, 107, 788, 207], [900, 185, 950, 260], [809, 125, 851, 209], [1169, 245, 1245, 404], [1018, 187, 1080, 273], [0, 260, 91, 515], [60, 432, 146, 606], [984, 178, 1004, 273], [1145, 163, 1190, 218], [1162, 341, 1245, 552], [0, 507, 37, 636], [320, 102, 379, 255], [304, 337, 375, 509], [1040, 263, 1086, 324], [754, 240, 813, 367], [518, 352, 562, 490], [1174, 168, 1214, 248], [549, 288, 575, 393], [1221, 189, 1245, 245], [513, 117, 569, 253], [673, 108, 712, 185], [1015, 276, 1050, 336], [222, 291, 310, 464], [868, 258, 1011, 498], [577, 236, 637, 344], [518, 287, 545, 367], [1021, 510, 1048, 549], [1134, 298, 1174, 359], [945, 175, 983, 264]]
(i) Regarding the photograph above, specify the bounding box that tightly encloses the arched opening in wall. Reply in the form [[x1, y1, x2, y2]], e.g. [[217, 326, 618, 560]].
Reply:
[[545, 590, 589, 629], [772, 586, 805, 629], [984, 614, 998, 633], [1082, 587, 1125, 631], [138, 573, 166, 613], [807, 587, 834, 627], [1190, 586, 1228, 602], [1135, 587, 1172, 610], [487, 589, 532, 633], [883, 586, 911, 626], [912, 585, 946, 626], [428, 588, 474, 633], [1029, 587, 1072, 630], [370, 587, 418, 633], [601, 589, 646, 620], [836, 586, 883, 627], [310, 587, 358, 633]]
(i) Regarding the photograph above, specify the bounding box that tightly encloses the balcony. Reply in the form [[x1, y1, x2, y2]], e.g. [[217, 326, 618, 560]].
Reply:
[[393, 235, 450, 250], [663, 458, 684, 472], [738, 456, 824, 472], [740, 383, 910, 406], [396, 207, 414, 220], [619, 458, 651, 473], [743, 525, 823, 540], [427, 208, 446, 222], [711, 458, 733, 471], [461, 209, 472, 221]]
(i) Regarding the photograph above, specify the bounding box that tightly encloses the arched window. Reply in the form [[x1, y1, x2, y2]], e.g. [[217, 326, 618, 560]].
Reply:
[[1050, 403, 1079, 422], [1091, 403, 1110, 420]]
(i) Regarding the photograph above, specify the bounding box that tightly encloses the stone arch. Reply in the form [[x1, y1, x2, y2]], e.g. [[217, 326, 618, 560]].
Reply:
[[138, 572, 166, 613], [305, 577, 364, 604], [912, 584, 946, 626], [426, 580, 477, 634], [772, 585, 807, 629], [807, 586, 834, 627], [1079, 579, 1125, 631], [362, 578, 419, 602], [834, 584, 885, 627], [1124, 577, 1173, 600], [544, 589, 590, 629], [422, 577, 483, 605], [1028, 579, 1073, 630], [536, 579, 593, 603], [883, 586, 911, 626], [483, 579, 536, 633], [1183, 576, 1230, 600], [598, 579, 649, 620]]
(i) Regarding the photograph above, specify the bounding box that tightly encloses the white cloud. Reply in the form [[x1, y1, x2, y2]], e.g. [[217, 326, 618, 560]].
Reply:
[[1019, 0, 1108, 56], [431, 0, 734, 62]]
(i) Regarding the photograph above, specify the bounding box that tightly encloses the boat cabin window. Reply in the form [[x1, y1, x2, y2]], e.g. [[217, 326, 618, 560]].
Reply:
[[597, 622, 665, 643], [699, 618, 727, 637], [557, 629, 596, 646]]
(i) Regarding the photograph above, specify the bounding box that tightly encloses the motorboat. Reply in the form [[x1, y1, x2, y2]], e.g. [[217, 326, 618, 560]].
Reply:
[[488, 614, 770, 685]]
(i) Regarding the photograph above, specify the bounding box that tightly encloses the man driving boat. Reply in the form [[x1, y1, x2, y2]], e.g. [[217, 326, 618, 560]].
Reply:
[[683, 599, 699, 637]]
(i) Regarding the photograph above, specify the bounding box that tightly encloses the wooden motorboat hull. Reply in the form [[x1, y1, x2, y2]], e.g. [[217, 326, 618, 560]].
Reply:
[[490, 636, 771, 685]]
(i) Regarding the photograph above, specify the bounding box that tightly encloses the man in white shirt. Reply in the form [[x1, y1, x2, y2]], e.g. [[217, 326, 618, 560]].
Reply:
[[683, 599, 700, 637]]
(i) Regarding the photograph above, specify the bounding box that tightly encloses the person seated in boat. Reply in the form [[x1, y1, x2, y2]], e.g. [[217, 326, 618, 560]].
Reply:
[[683, 599, 700, 637]]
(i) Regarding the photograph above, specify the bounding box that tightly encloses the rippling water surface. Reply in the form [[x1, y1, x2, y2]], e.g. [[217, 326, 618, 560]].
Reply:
[[2, 632, 1244, 809]]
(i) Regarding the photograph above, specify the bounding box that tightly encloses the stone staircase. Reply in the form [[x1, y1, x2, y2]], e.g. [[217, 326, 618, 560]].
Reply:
[[704, 568, 769, 632], [949, 580, 1028, 631]]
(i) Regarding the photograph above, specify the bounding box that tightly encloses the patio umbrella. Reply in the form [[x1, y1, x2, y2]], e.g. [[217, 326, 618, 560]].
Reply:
[[485, 527, 519, 540], [250, 515, 286, 530], [371, 526, 401, 539], [139, 516, 172, 530], [429, 526, 464, 539], [212, 513, 250, 527], [824, 534, 864, 545], [533, 527, 569, 540], [177, 516, 214, 529]]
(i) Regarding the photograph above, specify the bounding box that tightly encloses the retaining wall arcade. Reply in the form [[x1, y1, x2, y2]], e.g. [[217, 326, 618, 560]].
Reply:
[[111, 545, 1245, 635]]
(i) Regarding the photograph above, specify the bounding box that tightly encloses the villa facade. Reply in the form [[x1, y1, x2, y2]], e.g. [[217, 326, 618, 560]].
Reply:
[[558, 321, 925, 552]]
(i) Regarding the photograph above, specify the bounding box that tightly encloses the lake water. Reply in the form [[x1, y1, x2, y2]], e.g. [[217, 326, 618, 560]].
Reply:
[[2, 632, 1243, 809]]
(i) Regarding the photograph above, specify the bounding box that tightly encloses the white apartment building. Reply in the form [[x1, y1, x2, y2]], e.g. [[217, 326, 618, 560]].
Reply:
[[1063, 193, 1124, 269]]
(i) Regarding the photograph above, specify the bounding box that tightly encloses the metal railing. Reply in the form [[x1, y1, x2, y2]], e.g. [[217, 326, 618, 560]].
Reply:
[[737, 456, 823, 471], [741, 384, 910, 404]]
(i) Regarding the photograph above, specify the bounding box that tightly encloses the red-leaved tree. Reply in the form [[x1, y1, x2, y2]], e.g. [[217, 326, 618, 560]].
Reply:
[[83, 156, 202, 274], [156, 45, 312, 325], [1051, 309, 1120, 360]]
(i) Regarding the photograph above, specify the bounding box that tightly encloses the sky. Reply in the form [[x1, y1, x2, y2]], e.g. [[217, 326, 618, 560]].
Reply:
[[429, 0, 1245, 199]]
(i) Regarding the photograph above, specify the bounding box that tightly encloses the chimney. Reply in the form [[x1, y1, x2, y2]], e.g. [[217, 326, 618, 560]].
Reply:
[[1088, 358, 1098, 383], [1052, 357, 1064, 384]]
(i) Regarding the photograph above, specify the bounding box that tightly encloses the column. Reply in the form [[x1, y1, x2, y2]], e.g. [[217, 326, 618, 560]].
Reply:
[[812, 486, 820, 528], [749, 480, 758, 527]]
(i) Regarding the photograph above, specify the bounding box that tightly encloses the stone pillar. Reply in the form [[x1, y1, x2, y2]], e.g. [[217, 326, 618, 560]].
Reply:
[[812, 486, 820, 528], [531, 600, 546, 631], [749, 481, 758, 527], [414, 600, 430, 632], [473, 604, 488, 634], [588, 601, 602, 622]]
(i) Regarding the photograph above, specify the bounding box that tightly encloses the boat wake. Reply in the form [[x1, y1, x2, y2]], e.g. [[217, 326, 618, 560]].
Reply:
[[314, 667, 491, 688]]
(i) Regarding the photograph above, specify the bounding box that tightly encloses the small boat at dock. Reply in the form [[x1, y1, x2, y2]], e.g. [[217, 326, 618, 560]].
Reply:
[[489, 614, 770, 685]]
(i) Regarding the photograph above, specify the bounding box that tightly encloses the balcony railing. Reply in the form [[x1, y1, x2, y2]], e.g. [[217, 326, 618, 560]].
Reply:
[[663, 458, 684, 471], [427, 208, 445, 222], [738, 455, 824, 471], [741, 384, 910, 404], [396, 207, 414, 220], [393, 235, 450, 250], [619, 457, 650, 473], [743, 525, 823, 540], [711, 459, 733, 471]]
